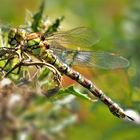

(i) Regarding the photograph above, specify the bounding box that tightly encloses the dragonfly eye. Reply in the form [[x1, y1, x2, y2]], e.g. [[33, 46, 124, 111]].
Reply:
[[8, 28, 26, 46], [9, 39, 18, 46], [8, 28, 18, 46]]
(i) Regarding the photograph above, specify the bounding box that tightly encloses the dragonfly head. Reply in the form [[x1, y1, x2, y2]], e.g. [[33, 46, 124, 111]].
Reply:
[[8, 28, 26, 46]]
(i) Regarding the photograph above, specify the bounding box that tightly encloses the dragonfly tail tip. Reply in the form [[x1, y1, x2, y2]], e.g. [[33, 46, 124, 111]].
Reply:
[[126, 115, 134, 121]]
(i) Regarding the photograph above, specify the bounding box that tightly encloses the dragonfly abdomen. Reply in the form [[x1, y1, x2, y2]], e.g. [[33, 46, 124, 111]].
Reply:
[[44, 50, 129, 120], [65, 66, 127, 119]]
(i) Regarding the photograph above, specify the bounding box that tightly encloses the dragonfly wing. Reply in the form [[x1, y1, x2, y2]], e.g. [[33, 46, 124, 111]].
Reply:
[[50, 40, 67, 50], [72, 51, 129, 69], [51, 47, 78, 66], [52, 48, 129, 69], [0, 47, 17, 60], [46, 27, 100, 50]]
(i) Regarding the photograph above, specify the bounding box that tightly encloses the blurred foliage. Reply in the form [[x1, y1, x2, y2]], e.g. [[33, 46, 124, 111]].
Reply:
[[0, 0, 140, 140]]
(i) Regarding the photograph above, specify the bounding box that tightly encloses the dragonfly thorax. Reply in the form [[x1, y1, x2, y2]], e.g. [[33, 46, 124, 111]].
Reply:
[[8, 28, 26, 46]]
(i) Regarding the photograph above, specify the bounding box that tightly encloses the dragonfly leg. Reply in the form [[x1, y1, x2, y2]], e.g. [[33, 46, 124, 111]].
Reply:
[[19, 60, 62, 87], [40, 59, 62, 86], [20, 60, 62, 97], [53, 69, 62, 86], [0, 57, 14, 76], [23, 52, 41, 70], [4, 61, 22, 77], [1, 57, 14, 69], [22, 50, 62, 83]]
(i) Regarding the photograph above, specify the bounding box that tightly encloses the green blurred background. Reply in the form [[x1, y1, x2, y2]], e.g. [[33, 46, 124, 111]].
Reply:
[[0, 0, 140, 140]]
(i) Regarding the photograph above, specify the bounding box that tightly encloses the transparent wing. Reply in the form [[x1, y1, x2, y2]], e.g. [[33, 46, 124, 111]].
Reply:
[[52, 48, 129, 69], [46, 27, 100, 50], [0, 47, 17, 60], [73, 51, 129, 69]]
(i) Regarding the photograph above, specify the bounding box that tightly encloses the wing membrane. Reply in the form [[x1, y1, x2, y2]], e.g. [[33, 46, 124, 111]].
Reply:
[[0, 47, 17, 60], [52, 48, 129, 69], [73, 51, 129, 69], [46, 27, 100, 50]]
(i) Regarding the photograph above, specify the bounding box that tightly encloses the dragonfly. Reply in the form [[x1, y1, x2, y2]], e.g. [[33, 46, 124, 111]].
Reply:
[[1, 27, 133, 121]]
